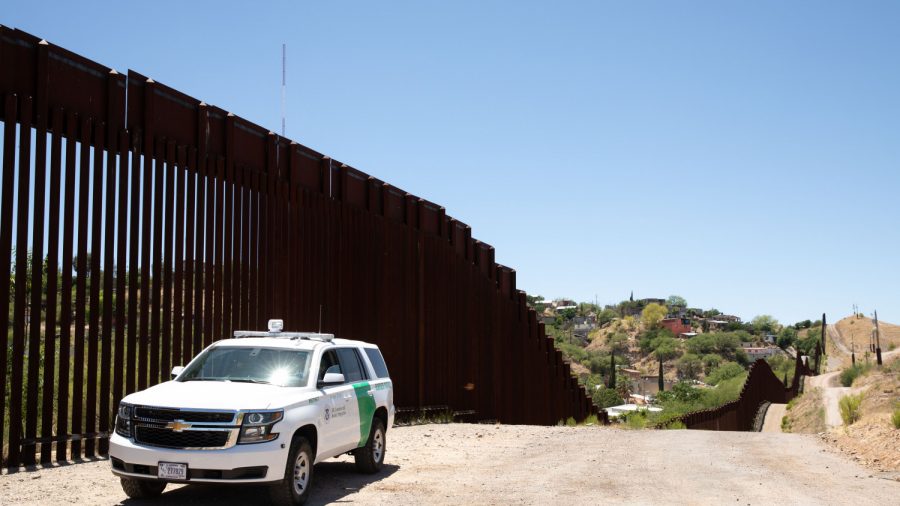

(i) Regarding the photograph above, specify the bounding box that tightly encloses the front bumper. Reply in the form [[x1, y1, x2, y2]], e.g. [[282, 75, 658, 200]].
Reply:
[[109, 432, 289, 484]]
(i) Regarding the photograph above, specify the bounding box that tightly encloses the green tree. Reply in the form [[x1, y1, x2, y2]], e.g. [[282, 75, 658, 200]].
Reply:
[[706, 362, 745, 385], [676, 353, 703, 380], [776, 327, 798, 349], [652, 336, 679, 390], [642, 303, 668, 328], [608, 351, 616, 389], [596, 308, 618, 327], [666, 295, 687, 309], [594, 387, 623, 408], [607, 332, 629, 354], [751, 314, 780, 334], [701, 353, 722, 374]]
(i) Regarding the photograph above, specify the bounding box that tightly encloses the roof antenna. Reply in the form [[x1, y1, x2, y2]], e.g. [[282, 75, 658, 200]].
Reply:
[[318, 304, 323, 334], [281, 43, 286, 137]]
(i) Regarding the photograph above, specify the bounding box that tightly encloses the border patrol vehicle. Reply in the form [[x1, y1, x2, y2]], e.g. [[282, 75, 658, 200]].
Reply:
[[109, 319, 395, 505]]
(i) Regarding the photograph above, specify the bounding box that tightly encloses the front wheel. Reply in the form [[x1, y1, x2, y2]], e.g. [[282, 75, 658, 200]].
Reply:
[[270, 436, 314, 505], [120, 477, 166, 499], [354, 418, 386, 474]]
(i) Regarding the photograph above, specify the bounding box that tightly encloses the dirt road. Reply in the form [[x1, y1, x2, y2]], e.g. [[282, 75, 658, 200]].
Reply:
[[807, 370, 852, 428], [760, 403, 786, 433], [2, 424, 898, 505]]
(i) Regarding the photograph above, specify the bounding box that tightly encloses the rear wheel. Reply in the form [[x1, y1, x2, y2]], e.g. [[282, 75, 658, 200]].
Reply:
[[270, 436, 314, 505], [120, 477, 166, 499], [354, 418, 386, 474]]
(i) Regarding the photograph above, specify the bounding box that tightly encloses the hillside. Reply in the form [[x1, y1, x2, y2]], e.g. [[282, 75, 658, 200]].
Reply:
[[536, 296, 809, 425], [785, 314, 900, 474], [834, 315, 900, 354]]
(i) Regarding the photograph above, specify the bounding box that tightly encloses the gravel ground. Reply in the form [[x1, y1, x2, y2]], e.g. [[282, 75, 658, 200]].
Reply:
[[2, 424, 898, 505]]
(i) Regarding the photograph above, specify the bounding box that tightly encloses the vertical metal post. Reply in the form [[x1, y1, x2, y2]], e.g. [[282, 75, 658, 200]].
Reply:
[[874, 310, 883, 366]]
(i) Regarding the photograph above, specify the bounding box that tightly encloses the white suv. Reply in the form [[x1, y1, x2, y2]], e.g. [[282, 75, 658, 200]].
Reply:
[[109, 320, 395, 505]]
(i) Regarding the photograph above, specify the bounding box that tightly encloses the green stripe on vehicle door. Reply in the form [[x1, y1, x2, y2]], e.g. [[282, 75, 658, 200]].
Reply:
[[353, 381, 376, 447]]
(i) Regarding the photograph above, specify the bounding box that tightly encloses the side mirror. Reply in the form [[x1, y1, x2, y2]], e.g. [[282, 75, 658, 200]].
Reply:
[[171, 366, 184, 379], [317, 372, 345, 389]]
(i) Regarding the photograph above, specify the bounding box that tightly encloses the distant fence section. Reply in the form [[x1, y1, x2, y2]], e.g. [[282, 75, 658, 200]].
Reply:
[[0, 26, 596, 467], [675, 344, 820, 431]]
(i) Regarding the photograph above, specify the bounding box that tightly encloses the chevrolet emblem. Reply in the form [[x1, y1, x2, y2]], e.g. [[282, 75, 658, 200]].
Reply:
[[166, 420, 192, 432]]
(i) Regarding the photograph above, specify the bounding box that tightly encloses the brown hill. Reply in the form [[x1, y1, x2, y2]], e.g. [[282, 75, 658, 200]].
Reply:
[[834, 315, 900, 354]]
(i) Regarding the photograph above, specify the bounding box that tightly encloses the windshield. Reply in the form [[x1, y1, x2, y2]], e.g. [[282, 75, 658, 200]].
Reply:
[[178, 346, 312, 387]]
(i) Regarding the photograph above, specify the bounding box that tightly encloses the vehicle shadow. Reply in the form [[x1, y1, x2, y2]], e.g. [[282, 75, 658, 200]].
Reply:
[[118, 461, 400, 505]]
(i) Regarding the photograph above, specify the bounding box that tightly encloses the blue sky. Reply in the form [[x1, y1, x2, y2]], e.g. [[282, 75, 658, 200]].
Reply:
[[4, 1, 899, 325]]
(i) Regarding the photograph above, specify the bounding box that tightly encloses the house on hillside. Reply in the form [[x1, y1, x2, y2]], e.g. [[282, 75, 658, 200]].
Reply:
[[572, 316, 596, 339], [661, 317, 692, 336], [706, 319, 731, 331], [740, 343, 780, 361]]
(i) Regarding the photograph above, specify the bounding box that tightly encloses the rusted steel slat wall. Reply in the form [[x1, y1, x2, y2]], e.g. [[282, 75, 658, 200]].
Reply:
[[0, 26, 597, 467], [677, 353, 816, 431]]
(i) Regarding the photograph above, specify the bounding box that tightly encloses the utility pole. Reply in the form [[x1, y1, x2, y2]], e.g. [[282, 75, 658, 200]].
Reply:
[[820, 313, 826, 355], [874, 310, 883, 366]]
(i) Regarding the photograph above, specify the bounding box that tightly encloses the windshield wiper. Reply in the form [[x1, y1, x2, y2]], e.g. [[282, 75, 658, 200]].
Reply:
[[181, 377, 224, 382], [228, 378, 272, 385]]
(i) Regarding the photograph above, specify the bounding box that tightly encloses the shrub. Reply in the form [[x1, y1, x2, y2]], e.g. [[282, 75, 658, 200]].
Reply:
[[892, 405, 900, 430], [839, 393, 863, 426], [664, 420, 686, 430], [594, 387, 624, 408], [839, 364, 871, 387], [781, 415, 791, 432], [565, 417, 577, 427], [621, 410, 648, 429], [706, 362, 744, 385], [702, 353, 722, 374], [582, 414, 601, 426], [676, 353, 703, 379]]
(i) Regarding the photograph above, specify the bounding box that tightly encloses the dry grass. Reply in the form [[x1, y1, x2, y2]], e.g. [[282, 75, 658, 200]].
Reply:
[[834, 315, 900, 353], [784, 387, 827, 434], [820, 363, 900, 473]]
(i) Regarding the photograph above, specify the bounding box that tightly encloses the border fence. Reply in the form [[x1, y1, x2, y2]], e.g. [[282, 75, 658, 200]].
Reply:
[[0, 26, 596, 467], [673, 342, 821, 431]]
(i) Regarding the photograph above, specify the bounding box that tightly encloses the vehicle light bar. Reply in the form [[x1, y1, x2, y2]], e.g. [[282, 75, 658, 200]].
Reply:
[[233, 330, 334, 342]]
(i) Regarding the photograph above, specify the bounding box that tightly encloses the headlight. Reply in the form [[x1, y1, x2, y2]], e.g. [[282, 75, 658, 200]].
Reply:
[[115, 403, 133, 438], [118, 403, 133, 420], [238, 410, 283, 444]]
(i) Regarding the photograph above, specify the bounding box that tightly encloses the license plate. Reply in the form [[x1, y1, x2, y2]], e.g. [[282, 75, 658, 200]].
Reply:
[[158, 462, 187, 480]]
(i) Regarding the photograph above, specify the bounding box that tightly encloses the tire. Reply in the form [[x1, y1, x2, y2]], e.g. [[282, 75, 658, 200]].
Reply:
[[354, 418, 386, 474], [120, 477, 166, 499], [270, 436, 314, 505]]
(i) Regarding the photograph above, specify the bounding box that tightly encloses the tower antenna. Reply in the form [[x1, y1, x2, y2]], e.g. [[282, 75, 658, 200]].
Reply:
[[281, 43, 286, 137]]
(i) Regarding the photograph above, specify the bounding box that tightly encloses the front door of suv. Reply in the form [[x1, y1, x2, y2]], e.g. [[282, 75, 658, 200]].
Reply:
[[316, 350, 358, 457]]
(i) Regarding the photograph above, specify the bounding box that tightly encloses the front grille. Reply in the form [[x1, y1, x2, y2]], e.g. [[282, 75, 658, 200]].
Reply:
[[134, 406, 234, 423], [135, 426, 230, 449]]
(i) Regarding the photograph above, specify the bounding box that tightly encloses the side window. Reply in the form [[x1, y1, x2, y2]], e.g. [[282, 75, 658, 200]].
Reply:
[[365, 348, 390, 378], [318, 350, 340, 381], [336, 348, 365, 383]]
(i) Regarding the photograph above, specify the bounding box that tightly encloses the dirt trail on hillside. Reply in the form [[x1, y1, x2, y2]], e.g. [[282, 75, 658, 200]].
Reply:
[[2, 425, 898, 505], [807, 370, 860, 428]]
